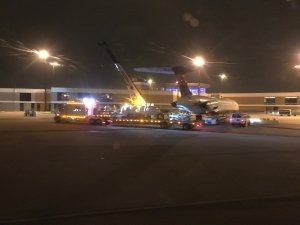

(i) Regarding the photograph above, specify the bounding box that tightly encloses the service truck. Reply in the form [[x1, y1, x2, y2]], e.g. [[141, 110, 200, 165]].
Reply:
[[54, 99, 112, 125]]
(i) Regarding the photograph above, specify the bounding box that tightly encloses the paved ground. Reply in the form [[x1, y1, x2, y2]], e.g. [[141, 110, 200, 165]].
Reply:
[[249, 112, 300, 125], [1, 112, 300, 225]]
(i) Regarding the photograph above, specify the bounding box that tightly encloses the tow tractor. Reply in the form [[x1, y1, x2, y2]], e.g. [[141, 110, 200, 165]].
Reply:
[[54, 98, 112, 125]]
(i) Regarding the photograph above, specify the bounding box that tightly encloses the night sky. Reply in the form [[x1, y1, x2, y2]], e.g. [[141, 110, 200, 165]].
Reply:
[[1, 0, 300, 92]]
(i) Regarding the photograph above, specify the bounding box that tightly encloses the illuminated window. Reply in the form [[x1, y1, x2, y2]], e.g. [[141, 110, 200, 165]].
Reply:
[[285, 97, 297, 105], [264, 97, 275, 105]]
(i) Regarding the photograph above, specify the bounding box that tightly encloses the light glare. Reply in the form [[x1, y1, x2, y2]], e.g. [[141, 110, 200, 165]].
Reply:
[[294, 65, 300, 69], [37, 49, 49, 60], [219, 73, 227, 80], [49, 61, 61, 67], [193, 56, 205, 67], [82, 98, 96, 108]]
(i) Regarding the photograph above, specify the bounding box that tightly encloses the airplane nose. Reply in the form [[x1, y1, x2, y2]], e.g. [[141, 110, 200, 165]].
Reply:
[[171, 102, 177, 107]]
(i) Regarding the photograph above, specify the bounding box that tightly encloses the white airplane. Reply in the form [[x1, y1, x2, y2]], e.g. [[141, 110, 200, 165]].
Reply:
[[134, 66, 239, 115]]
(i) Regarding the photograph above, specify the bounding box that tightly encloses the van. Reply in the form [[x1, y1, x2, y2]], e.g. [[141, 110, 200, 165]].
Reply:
[[229, 113, 251, 127]]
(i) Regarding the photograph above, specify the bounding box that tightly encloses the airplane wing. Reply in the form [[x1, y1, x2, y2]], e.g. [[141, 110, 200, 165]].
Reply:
[[134, 66, 196, 98], [134, 67, 175, 75], [134, 66, 196, 75]]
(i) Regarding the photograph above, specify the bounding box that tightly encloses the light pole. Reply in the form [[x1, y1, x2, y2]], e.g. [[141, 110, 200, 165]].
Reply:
[[193, 56, 205, 95], [36, 49, 50, 111], [218, 73, 227, 97], [49, 62, 61, 112]]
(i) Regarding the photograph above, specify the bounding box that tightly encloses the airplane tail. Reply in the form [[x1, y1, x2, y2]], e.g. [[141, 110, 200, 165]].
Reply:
[[134, 66, 194, 98], [172, 66, 193, 98]]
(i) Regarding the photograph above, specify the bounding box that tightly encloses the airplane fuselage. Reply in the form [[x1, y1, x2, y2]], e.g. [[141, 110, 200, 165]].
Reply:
[[174, 96, 239, 115]]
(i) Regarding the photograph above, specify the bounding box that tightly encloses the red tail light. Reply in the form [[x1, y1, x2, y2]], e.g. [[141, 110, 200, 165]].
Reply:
[[195, 122, 202, 128]]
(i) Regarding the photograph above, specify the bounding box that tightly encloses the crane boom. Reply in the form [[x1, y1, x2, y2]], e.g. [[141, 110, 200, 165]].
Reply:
[[98, 42, 146, 106]]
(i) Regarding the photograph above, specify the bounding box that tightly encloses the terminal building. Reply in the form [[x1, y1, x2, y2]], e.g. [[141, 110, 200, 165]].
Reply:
[[1, 82, 300, 114], [0, 82, 209, 112]]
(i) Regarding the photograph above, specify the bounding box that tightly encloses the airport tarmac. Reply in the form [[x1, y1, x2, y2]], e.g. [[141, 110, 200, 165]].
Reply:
[[1, 112, 300, 225]]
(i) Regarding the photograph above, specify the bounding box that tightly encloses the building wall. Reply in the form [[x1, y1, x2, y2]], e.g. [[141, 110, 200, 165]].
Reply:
[[226, 97, 264, 105], [221, 92, 300, 113], [0, 92, 18, 101], [0, 88, 48, 111], [0, 102, 17, 111], [1, 88, 300, 113]]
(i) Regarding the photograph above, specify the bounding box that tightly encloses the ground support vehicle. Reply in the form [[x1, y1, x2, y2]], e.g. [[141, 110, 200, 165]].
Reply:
[[54, 100, 112, 125], [112, 113, 202, 130], [113, 118, 202, 130], [229, 113, 251, 127], [24, 110, 36, 117], [203, 113, 228, 125], [54, 113, 112, 125]]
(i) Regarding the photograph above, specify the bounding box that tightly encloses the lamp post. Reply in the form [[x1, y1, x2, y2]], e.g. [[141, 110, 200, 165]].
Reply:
[[218, 73, 227, 97], [49, 62, 61, 112], [193, 56, 205, 95], [36, 49, 50, 111]]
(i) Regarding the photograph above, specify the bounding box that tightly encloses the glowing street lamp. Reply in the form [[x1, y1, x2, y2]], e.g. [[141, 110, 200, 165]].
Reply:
[[294, 65, 300, 76], [147, 78, 153, 86], [219, 73, 227, 80], [193, 56, 205, 67], [36, 49, 50, 60]]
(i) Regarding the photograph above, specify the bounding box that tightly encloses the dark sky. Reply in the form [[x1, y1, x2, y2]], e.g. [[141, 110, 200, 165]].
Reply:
[[1, 0, 300, 92]]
